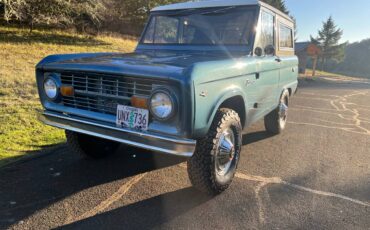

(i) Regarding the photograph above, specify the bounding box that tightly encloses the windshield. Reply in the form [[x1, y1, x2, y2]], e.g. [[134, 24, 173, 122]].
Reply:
[[141, 7, 257, 46]]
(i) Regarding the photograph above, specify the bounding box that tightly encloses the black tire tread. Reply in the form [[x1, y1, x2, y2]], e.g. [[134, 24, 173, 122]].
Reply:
[[187, 108, 241, 195], [65, 130, 119, 159], [264, 90, 289, 135], [65, 130, 90, 158], [264, 109, 281, 134]]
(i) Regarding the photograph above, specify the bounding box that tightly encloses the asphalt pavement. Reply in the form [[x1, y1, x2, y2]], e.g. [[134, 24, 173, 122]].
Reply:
[[1, 76, 369, 230]]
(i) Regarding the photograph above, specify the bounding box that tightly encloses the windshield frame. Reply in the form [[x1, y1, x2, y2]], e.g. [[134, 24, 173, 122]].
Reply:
[[138, 6, 259, 51]]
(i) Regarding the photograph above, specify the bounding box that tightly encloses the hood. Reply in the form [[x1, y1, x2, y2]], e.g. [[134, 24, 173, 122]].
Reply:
[[38, 50, 241, 80]]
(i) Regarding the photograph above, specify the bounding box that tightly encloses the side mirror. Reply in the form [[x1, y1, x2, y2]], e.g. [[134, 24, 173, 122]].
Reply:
[[264, 45, 275, 56], [254, 47, 263, 57]]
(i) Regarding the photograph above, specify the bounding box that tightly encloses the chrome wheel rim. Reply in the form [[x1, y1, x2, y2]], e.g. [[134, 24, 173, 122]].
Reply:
[[279, 97, 288, 125], [215, 128, 236, 176]]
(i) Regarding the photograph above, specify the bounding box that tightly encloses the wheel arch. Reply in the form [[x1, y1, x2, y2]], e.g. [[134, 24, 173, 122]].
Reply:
[[207, 91, 247, 130], [280, 88, 290, 105]]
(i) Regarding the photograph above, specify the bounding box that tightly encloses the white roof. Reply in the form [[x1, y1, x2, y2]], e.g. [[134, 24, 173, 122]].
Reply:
[[152, 0, 260, 12]]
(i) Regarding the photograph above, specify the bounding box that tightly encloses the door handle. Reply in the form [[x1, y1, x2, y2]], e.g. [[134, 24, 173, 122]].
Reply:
[[275, 58, 282, 63]]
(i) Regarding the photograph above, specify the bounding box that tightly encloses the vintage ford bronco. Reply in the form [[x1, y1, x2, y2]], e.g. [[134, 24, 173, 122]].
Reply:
[[36, 0, 298, 194]]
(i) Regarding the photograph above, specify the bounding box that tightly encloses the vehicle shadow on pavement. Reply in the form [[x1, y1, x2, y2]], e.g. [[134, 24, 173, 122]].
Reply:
[[0, 144, 187, 229], [242, 131, 275, 146], [58, 187, 212, 230]]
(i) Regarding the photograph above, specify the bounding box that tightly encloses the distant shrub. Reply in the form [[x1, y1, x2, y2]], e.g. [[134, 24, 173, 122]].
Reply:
[[1, 0, 106, 33]]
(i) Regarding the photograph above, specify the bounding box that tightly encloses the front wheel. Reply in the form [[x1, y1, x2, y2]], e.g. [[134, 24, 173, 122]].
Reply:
[[264, 90, 290, 134], [187, 108, 242, 195]]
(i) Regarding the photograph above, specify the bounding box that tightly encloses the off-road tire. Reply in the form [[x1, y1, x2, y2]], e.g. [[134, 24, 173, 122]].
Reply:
[[264, 90, 290, 134], [65, 130, 120, 159], [187, 108, 242, 195]]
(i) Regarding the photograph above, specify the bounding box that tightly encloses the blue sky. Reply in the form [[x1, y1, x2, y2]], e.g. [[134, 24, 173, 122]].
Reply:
[[285, 0, 370, 43]]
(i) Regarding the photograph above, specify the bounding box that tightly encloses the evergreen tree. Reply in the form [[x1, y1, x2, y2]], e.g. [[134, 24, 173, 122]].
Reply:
[[261, 0, 297, 40], [261, 0, 289, 14], [311, 16, 346, 71]]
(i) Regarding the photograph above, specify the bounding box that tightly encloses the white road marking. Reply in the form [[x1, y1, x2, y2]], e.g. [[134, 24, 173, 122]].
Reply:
[[179, 163, 370, 225], [254, 182, 268, 224], [235, 171, 370, 225], [290, 90, 370, 136], [235, 172, 370, 207], [64, 173, 147, 225]]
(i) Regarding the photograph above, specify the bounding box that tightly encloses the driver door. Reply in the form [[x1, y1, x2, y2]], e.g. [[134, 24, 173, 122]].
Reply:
[[252, 10, 280, 118]]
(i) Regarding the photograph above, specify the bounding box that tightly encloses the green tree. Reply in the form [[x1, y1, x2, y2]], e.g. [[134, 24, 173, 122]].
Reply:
[[311, 16, 346, 71], [261, 0, 297, 40], [261, 0, 289, 14], [323, 38, 370, 78], [1, 0, 105, 32], [2, 0, 70, 32], [102, 0, 183, 35], [67, 0, 107, 33]]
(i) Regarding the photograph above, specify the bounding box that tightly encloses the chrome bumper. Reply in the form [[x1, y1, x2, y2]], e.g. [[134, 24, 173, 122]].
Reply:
[[39, 111, 196, 157]]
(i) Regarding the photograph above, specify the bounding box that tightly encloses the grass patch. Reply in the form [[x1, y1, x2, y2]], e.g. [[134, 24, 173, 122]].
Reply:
[[0, 26, 137, 166], [303, 69, 347, 78], [303, 69, 369, 80]]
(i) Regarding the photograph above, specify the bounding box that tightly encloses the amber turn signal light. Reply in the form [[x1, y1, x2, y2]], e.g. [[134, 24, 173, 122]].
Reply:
[[60, 86, 74, 97], [131, 96, 148, 109]]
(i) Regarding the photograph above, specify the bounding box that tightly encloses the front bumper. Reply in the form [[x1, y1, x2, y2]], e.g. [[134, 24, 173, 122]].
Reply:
[[39, 111, 196, 157]]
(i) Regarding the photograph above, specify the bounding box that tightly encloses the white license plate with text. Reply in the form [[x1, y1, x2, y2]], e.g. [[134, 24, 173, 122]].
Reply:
[[116, 105, 149, 131]]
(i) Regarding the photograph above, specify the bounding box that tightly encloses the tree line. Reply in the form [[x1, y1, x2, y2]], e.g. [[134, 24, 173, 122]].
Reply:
[[323, 39, 370, 78], [0, 0, 290, 34], [0, 0, 182, 34], [1, 0, 367, 78]]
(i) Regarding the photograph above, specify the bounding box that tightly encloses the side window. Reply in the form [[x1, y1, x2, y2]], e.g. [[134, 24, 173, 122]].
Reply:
[[257, 11, 275, 54], [279, 24, 293, 48]]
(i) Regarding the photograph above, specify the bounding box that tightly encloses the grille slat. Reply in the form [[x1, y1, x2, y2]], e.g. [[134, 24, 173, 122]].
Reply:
[[60, 72, 161, 115], [63, 76, 154, 87], [68, 82, 152, 93], [62, 102, 117, 114]]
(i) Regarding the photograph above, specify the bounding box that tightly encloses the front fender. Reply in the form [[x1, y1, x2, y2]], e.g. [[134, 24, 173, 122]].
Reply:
[[193, 85, 247, 138], [207, 88, 246, 126]]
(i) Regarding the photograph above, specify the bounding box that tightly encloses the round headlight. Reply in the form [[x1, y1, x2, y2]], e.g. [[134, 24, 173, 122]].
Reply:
[[149, 90, 175, 120], [44, 78, 58, 99]]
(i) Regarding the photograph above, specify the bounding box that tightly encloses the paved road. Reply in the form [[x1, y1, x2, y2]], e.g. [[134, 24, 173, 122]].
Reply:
[[1, 76, 370, 230]]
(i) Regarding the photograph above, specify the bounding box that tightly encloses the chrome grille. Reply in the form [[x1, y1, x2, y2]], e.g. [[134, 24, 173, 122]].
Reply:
[[60, 72, 159, 115]]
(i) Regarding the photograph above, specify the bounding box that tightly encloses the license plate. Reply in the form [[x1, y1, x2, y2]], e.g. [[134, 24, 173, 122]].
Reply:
[[116, 105, 149, 131]]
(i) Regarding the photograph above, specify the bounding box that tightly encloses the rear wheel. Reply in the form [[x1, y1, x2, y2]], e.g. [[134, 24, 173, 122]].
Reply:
[[187, 108, 242, 195], [264, 90, 289, 134], [65, 130, 120, 159]]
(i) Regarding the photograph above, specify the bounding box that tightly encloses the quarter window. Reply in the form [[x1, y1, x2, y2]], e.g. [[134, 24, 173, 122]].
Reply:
[[279, 24, 293, 48]]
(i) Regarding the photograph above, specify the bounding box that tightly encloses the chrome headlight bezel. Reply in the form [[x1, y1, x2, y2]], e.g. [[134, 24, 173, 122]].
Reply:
[[43, 74, 61, 101], [148, 88, 177, 121]]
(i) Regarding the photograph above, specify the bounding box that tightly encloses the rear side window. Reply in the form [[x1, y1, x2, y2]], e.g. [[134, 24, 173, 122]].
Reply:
[[279, 24, 293, 48]]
